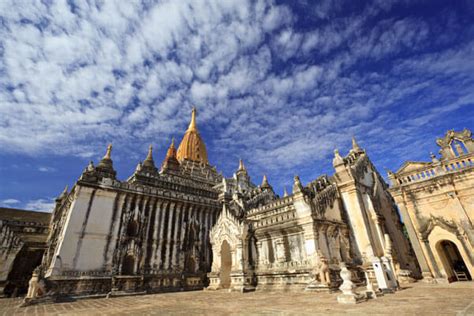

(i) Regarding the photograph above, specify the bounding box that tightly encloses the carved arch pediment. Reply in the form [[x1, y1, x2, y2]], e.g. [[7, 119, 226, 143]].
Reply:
[[418, 215, 458, 240], [210, 205, 247, 250]]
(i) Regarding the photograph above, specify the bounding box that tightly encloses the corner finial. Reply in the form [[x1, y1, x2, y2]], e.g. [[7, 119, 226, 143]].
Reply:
[[333, 149, 344, 166], [261, 174, 270, 188], [238, 159, 246, 171], [293, 175, 303, 194], [103, 143, 112, 159], [352, 136, 363, 153], [165, 138, 178, 159], [283, 186, 288, 197], [145, 144, 153, 161]]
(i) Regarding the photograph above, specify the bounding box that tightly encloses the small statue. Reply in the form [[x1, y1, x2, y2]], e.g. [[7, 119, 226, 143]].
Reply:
[[310, 254, 331, 286], [318, 256, 331, 285], [26, 268, 44, 299]]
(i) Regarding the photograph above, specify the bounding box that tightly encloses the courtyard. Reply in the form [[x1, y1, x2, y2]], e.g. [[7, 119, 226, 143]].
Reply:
[[0, 282, 473, 315]]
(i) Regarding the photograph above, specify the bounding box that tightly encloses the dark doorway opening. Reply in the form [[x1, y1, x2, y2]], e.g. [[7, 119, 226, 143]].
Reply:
[[220, 240, 232, 289], [437, 240, 471, 282]]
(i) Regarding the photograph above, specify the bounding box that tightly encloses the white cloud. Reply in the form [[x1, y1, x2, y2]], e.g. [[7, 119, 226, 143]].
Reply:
[[38, 166, 56, 172], [0, 199, 20, 206], [24, 198, 55, 213], [0, 0, 472, 194]]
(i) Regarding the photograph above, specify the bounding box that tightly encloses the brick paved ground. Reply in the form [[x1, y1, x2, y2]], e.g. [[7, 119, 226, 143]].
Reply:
[[1, 282, 473, 315]]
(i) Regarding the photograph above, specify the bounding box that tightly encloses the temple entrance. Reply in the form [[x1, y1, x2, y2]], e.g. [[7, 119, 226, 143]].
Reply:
[[220, 240, 232, 289], [436, 240, 471, 282], [121, 255, 136, 275]]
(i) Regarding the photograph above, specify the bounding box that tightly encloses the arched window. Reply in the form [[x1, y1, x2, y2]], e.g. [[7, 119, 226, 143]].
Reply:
[[451, 140, 468, 157]]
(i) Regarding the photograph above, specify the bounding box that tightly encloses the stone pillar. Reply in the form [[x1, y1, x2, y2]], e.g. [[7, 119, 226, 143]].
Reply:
[[178, 204, 189, 269], [204, 209, 212, 270], [198, 208, 204, 271], [319, 224, 331, 259], [293, 181, 318, 261], [420, 238, 443, 279], [256, 240, 264, 266], [372, 216, 386, 255], [172, 203, 182, 269], [340, 188, 376, 262], [149, 199, 161, 271], [164, 202, 175, 271], [156, 201, 168, 270], [395, 199, 433, 280]]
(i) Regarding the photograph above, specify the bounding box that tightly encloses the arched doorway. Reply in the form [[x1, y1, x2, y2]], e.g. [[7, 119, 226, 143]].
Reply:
[[220, 240, 232, 289], [436, 240, 471, 282], [121, 255, 136, 275]]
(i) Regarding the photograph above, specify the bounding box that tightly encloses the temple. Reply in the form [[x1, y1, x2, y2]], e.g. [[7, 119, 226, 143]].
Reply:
[[388, 129, 474, 283], [4, 109, 472, 302]]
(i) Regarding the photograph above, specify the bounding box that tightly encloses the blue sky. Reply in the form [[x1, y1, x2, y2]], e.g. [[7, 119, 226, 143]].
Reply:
[[0, 0, 473, 212]]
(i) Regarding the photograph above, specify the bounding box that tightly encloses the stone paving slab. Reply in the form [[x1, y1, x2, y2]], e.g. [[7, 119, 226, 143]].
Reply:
[[0, 282, 473, 315]]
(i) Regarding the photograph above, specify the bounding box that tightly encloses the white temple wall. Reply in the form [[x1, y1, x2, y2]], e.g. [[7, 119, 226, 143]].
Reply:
[[48, 186, 118, 273]]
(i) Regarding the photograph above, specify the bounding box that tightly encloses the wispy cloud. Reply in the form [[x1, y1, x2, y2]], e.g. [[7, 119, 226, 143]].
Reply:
[[0, 199, 20, 206], [38, 166, 56, 172], [23, 198, 55, 213], [0, 0, 473, 196]]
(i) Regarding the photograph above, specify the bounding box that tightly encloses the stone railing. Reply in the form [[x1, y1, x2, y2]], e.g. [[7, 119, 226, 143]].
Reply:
[[391, 154, 474, 186]]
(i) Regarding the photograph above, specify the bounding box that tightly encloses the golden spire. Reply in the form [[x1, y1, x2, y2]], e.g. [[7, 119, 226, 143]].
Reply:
[[188, 107, 197, 132], [103, 143, 112, 159], [166, 138, 177, 158], [176, 107, 209, 164]]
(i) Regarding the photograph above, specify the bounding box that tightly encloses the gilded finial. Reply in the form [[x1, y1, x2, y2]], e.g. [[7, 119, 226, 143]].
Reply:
[[188, 107, 197, 131], [103, 143, 112, 159]]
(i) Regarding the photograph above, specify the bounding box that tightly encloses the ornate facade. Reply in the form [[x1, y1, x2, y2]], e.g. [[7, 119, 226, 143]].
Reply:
[[388, 129, 474, 283], [207, 138, 419, 292], [4, 109, 423, 302]]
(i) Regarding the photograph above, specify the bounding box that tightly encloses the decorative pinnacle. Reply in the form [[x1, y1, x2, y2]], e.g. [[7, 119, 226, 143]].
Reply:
[[103, 143, 112, 159], [352, 136, 363, 152], [283, 186, 288, 197], [188, 107, 197, 132], [333, 149, 344, 166], [238, 159, 246, 171], [170, 137, 175, 148], [145, 144, 153, 161], [261, 174, 270, 187]]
